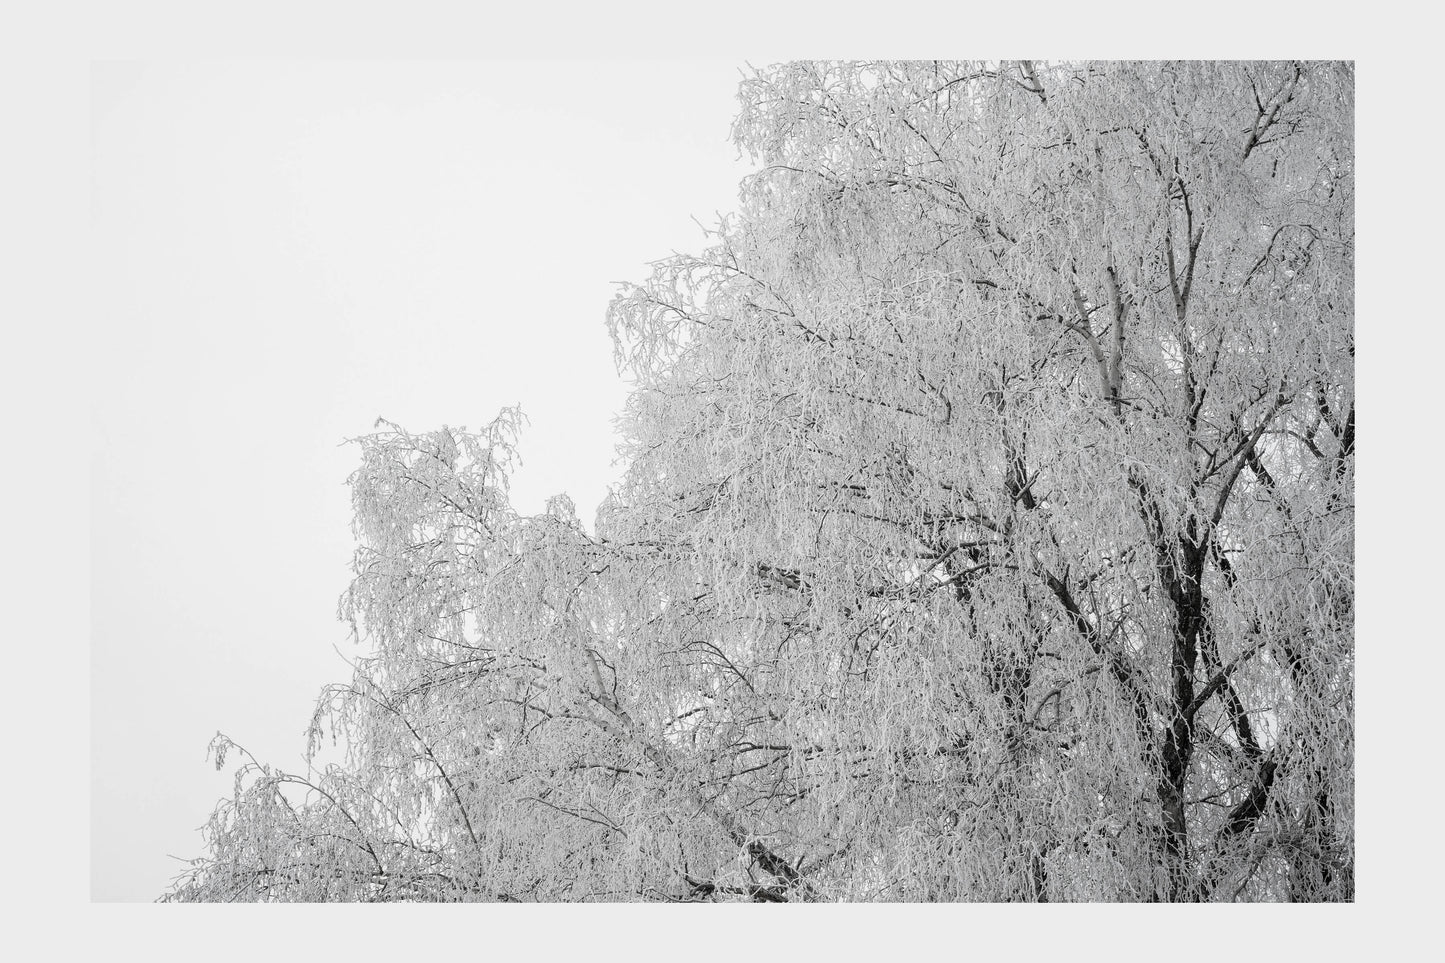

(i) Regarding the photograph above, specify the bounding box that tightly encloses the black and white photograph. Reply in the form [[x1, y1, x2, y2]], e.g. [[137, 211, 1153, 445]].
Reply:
[[91, 58, 1356, 907]]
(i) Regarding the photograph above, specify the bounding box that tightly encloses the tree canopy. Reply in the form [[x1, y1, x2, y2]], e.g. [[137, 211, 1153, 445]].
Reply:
[[164, 60, 1353, 903]]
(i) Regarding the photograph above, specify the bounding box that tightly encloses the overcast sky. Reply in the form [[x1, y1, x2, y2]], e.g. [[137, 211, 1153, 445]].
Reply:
[[91, 60, 752, 901]]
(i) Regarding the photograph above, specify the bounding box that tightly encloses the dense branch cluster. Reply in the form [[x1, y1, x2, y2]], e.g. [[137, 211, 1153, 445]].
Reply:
[[165, 61, 1353, 902]]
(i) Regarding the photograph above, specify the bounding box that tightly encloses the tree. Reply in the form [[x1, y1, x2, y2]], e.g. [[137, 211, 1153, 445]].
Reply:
[[164, 61, 1353, 903]]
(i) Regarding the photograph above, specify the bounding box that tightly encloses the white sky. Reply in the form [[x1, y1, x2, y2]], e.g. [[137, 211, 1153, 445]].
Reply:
[[91, 60, 752, 901]]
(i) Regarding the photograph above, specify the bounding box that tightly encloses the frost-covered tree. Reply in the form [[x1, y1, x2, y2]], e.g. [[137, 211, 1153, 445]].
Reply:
[[165, 61, 1352, 903]]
